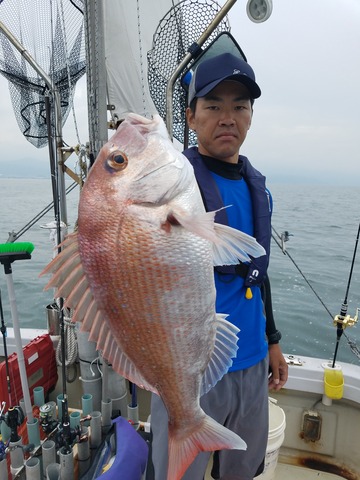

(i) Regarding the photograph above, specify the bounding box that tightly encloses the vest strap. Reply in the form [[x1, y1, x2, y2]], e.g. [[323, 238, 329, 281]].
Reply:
[[215, 263, 249, 278]]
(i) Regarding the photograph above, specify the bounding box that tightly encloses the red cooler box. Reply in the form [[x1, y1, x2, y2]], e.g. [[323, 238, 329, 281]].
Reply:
[[0, 333, 58, 407]]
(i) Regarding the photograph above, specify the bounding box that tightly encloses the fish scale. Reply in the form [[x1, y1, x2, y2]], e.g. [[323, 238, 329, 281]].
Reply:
[[41, 112, 266, 480]]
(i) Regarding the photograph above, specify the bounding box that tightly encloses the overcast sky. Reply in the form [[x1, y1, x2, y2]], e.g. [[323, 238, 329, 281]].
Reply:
[[0, 0, 359, 185]]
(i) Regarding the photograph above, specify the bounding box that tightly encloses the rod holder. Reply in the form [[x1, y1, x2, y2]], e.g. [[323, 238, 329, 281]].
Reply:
[[81, 394, 93, 416], [42, 440, 57, 478], [46, 463, 61, 480], [127, 404, 139, 429], [0, 458, 8, 480], [323, 362, 344, 401], [9, 437, 23, 469], [0, 418, 11, 442], [69, 411, 81, 430], [101, 399, 112, 434], [27, 417, 41, 447], [59, 447, 74, 480], [33, 386, 45, 407], [90, 411, 102, 449], [77, 426, 90, 477], [25, 456, 41, 480]]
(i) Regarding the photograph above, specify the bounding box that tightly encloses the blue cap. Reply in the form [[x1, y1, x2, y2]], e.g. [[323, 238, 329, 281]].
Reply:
[[188, 52, 261, 106]]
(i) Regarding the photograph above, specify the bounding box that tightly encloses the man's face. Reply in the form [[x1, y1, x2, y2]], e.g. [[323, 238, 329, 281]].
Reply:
[[186, 80, 253, 164]]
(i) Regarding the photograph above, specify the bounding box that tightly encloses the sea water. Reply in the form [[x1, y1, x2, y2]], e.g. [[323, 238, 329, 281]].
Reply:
[[0, 177, 359, 365]]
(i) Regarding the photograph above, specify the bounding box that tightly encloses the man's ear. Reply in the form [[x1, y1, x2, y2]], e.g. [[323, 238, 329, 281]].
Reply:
[[186, 107, 196, 131], [247, 109, 253, 130]]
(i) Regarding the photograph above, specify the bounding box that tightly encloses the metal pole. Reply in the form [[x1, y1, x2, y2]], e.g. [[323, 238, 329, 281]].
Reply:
[[4, 273, 33, 423]]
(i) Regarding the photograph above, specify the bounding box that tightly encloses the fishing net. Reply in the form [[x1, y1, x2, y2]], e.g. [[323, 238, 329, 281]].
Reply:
[[147, 0, 230, 145], [0, 0, 85, 148]]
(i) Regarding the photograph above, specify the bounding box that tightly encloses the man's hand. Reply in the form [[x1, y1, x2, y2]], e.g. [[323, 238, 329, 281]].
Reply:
[[268, 344, 288, 391]]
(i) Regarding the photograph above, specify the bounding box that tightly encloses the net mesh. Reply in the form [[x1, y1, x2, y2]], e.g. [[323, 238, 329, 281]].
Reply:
[[0, 0, 85, 148], [147, 0, 230, 145]]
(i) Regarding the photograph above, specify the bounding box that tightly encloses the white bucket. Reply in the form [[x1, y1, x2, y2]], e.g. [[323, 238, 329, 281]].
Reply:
[[255, 397, 286, 480]]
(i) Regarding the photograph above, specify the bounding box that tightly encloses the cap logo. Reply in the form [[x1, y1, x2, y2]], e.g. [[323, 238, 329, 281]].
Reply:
[[233, 69, 241, 74]]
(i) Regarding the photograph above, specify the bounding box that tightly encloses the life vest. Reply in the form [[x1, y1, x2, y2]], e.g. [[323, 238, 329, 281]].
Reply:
[[183, 147, 272, 287]]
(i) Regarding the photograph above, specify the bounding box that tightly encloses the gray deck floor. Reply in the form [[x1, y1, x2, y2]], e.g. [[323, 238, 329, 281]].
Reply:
[[274, 464, 345, 479], [205, 462, 345, 479]]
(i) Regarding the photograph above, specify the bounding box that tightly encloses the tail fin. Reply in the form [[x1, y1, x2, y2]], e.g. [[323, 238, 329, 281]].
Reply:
[[167, 414, 246, 480]]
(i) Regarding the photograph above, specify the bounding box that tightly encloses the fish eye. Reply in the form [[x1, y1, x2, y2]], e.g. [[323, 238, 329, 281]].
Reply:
[[107, 151, 128, 170]]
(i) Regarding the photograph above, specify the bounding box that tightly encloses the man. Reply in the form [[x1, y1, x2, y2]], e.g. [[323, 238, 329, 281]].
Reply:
[[150, 52, 288, 480]]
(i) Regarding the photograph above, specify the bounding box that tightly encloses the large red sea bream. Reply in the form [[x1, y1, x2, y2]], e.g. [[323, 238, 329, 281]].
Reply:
[[41, 113, 265, 479]]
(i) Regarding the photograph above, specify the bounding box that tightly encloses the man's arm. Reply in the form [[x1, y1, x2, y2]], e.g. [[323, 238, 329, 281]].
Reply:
[[262, 275, 288, 390]]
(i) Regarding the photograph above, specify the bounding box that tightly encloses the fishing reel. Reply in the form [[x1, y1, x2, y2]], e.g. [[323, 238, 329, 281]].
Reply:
[[3, 406, 25, 443], [333, 307, 359, 330], [55, 417, 81, 453], [39, 403, 59, 434], [40, 403, 80, 451]]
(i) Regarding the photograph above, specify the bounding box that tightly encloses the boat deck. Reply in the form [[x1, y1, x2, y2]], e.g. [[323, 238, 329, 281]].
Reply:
[[1, 361, 357, 480], [205, 462, 346, 479], [275, 464, 343, 479]]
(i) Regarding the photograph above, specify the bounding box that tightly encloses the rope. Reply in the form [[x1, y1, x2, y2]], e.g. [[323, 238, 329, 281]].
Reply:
[[55, 309, 78, 383]]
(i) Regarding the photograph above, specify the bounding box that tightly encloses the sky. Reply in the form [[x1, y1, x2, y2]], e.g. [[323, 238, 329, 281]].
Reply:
[[0, 0, 359, 186]]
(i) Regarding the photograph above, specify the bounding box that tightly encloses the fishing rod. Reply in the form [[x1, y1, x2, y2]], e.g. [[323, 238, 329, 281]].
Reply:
[[331, 222, 360, 368], [272, 226, 360, 361], [44, 94, 72, 454]]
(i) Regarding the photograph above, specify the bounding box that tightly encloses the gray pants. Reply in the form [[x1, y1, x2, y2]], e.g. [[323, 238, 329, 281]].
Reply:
[[150, 357, 269, 480]]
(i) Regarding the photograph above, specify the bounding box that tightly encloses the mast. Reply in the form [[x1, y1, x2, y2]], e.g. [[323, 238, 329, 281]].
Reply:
[[83, 0, 108, 160]]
